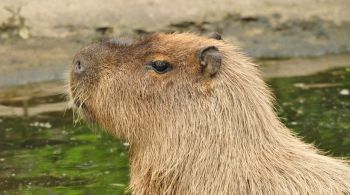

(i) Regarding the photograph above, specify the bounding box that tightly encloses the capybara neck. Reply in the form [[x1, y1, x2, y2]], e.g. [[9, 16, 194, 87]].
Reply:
[[128, 46, 334, 195], [70, 33, 350, 195]]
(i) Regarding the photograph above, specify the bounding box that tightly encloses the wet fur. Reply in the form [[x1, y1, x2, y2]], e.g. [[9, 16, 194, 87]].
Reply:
[[70, 33, 350, 194]]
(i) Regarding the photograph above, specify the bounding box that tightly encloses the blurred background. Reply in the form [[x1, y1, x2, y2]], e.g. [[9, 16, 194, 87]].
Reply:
[[0, 0, 349, 194]]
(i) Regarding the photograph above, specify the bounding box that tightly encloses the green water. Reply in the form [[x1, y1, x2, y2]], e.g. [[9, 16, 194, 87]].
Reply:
[[0, 112, 130, 195], [0, 68, 350, 194], [270, 67, 350, 156]]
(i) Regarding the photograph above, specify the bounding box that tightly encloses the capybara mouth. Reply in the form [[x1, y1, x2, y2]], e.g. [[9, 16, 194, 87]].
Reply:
[[74, 100, 89, 115], [72, 99, 95, 122], [73, 99, 85, 109]]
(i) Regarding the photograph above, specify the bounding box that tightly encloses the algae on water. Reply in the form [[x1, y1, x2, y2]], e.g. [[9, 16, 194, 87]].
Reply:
[[0, 68, 349, 194]]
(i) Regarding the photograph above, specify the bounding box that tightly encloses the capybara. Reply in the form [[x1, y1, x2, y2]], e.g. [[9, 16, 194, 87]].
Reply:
[[69, 33, 350, 194]]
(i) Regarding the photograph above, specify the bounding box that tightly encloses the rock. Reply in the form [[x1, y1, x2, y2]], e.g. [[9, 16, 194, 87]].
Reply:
[[339, 89, 349, 96]]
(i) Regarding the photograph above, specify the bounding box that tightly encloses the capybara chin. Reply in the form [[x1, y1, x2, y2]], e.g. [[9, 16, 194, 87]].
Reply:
[[69, 33, 350, 194]]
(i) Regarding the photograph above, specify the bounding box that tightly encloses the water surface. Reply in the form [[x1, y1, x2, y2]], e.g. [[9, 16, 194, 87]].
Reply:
[[0, 68, 349, 194]]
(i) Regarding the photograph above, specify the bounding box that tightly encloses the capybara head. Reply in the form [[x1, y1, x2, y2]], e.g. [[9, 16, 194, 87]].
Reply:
[[69, 33, 268, 142]]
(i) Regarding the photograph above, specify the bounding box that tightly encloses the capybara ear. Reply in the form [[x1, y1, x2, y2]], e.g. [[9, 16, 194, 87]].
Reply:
[[197, 46, 221, 77], [208, 32, 222, 40]]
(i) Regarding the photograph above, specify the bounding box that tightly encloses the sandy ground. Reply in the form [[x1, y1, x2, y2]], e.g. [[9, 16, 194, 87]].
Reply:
[[1, 0, 350, 37], [0, 0, 350, 87]]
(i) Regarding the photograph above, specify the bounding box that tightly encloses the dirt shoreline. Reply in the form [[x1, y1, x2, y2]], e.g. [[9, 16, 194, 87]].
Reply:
[[1, 53, 350, 98], [1, 54, 350, 119], [0, 0, 350, 88]]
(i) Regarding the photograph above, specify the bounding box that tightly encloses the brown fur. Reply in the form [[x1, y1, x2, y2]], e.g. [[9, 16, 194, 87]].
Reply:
[[69, 33, 350, 194]]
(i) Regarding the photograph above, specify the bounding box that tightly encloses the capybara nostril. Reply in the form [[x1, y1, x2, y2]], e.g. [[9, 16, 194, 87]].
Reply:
[[73, 60, 84, 74]]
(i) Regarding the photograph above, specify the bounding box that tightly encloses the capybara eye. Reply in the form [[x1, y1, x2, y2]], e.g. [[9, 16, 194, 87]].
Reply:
[[147, 60, 172, 74]]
